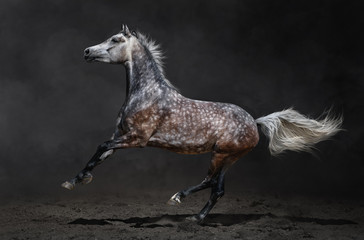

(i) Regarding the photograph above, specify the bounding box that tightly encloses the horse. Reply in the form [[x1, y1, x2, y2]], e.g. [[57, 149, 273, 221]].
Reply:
[[62, 25, 342, 223]]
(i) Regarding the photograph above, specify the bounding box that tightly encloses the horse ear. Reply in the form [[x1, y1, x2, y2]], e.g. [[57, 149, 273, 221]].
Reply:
[[123, 24, 131, 37], [121, 24, 131, 37]]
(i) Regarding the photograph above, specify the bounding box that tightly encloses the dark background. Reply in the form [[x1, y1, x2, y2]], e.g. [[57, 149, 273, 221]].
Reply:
[[1, 0, 363, 200]]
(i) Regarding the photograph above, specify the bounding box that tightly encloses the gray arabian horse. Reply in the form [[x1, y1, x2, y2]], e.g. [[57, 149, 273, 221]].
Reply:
[[62, 25, 342, 223]]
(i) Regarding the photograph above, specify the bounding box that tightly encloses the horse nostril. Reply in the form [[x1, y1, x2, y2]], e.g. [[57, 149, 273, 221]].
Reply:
[[84, 48, 90, 55]]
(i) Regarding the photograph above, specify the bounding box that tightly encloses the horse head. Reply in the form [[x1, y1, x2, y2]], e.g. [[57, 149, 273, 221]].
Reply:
[[84, 24, 139, 64]]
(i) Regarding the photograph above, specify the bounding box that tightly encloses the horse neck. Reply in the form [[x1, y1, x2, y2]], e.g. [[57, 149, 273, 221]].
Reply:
[[124, 48, 170, 101]]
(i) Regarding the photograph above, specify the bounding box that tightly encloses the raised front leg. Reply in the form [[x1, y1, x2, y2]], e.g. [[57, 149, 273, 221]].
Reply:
[[61, 131, 146, 190], [61, 140, 117, 190]]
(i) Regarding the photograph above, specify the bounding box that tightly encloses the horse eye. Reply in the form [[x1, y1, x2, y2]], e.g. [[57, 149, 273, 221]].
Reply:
[[111, 37, 119, 43], [111, 37, 125, 43]]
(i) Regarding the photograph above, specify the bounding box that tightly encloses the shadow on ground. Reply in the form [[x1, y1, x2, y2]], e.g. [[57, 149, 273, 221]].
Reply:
[[68, 213, 357, 228]]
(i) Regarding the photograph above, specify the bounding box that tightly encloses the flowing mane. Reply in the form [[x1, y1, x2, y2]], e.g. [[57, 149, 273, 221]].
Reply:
[[136, 32, 178, 91]]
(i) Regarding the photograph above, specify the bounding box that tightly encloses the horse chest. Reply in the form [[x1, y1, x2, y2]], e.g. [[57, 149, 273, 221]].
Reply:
[[118, 104, 161, 134]]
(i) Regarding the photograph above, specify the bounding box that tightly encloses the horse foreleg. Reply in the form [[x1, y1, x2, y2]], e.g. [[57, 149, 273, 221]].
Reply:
[[61, 140, 118, 190], [61, 131, 143, 190]]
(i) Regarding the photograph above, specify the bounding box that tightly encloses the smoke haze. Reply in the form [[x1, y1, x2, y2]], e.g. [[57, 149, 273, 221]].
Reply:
[[0, 0, 363, 199]]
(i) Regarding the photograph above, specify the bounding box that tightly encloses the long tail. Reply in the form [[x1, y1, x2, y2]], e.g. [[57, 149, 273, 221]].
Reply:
[[255, 108, 343, 156]]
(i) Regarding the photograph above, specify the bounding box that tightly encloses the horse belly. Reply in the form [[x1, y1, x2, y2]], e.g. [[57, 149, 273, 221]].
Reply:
[[148, 130, 216, 154]]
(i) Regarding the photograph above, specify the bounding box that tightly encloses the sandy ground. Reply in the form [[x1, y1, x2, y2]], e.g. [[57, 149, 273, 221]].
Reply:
[[1, 190, 363, 240]]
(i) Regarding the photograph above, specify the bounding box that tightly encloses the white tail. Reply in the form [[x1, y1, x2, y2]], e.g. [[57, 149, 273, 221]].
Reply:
[[256, 108, 343, 155]]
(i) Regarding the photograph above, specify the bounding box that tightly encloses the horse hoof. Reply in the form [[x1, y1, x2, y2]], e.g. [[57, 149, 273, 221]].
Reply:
[[61, 181, 74, 190], [186, 215, 203, 223], [167, 193, 181, 205], [81, 173, 93, 185]]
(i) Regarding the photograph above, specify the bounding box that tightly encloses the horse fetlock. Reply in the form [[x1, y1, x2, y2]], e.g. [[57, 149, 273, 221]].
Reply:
[[81, 172, 93, 185], [167, 192, 182, 205]]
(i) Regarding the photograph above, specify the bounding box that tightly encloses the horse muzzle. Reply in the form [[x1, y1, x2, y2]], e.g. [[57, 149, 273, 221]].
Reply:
[[84, 47, 95, 62]]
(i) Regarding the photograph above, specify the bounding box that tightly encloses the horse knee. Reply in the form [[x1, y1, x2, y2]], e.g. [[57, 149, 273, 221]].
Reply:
[[100, 149, 114, 160]]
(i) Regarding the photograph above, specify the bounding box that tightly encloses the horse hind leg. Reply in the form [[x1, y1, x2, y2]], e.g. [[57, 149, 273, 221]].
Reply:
[[188, 151, 247, 223], [167, 152, 236, 210], [187, 167, 226, 223], [167, 176, 212, 205], [166, 152, 228, 205]]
